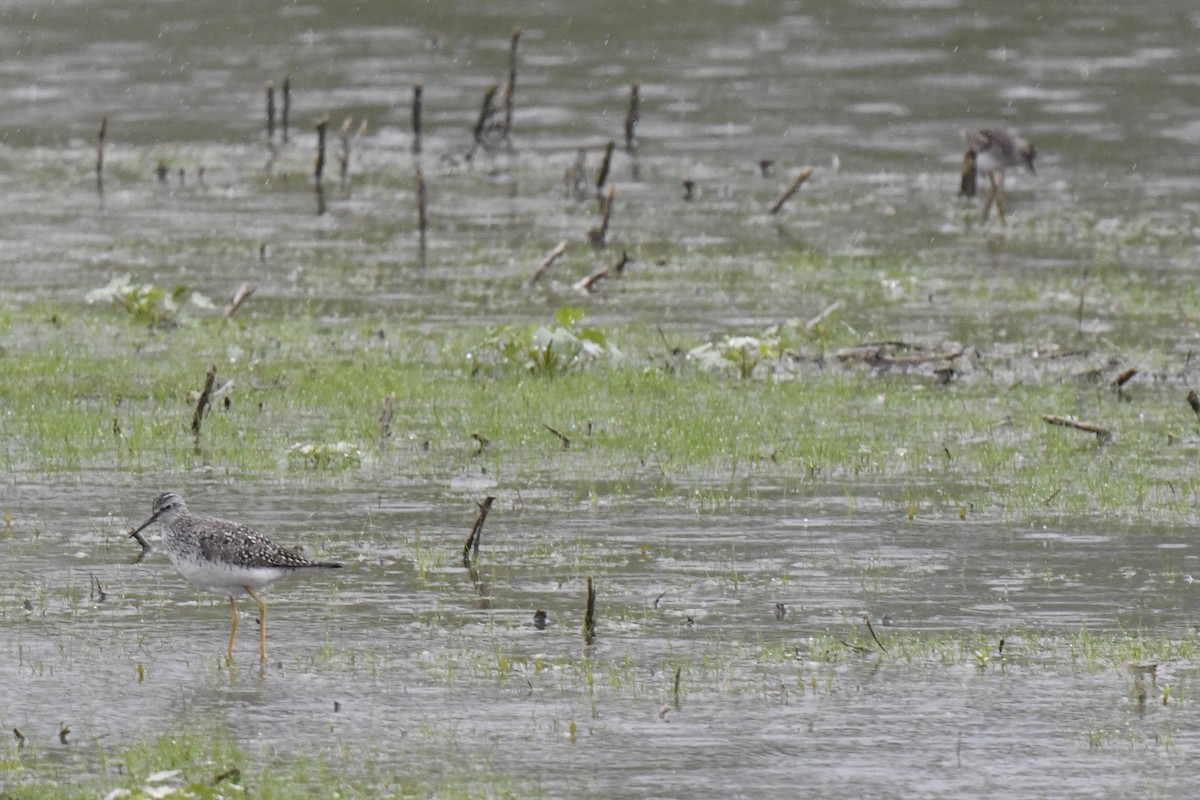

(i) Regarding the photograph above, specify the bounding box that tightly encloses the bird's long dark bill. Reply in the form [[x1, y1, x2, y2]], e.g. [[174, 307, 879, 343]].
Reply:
[[128, 511, 161, 538]]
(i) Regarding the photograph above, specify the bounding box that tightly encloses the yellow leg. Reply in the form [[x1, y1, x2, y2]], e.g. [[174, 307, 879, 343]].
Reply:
[[990, 172, 1007, 225], [227, 597, 239, 663], [245, 586, 267, 663]]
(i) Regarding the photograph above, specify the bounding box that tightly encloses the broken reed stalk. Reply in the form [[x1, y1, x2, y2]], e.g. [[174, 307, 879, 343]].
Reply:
[[769, 166, 814, 214], [412, 83, 423, 154], [583, 576, 596, 645], [624, 82, 640, 153], [530, 239, 569, 287], [190, 363, 217, 436], [379, 392, 396, 444], [1042, 414, 1113, 444], [461, 495, 496, 568], [281, 75, 291, 144], [95, 115, 107, 192], [502, 27, 521, 142], [313, 115, 330, 184], [543, 423, 570, 449], [265, 80, 275, 141], [415, 163, 428, 267], [958, 149, 976, 197], [595, 140, 615, 197], [467, 83, 500, 162], [224, 283, 256, 318], [588, 184, 616, 246], [673, 666, 681, 708]]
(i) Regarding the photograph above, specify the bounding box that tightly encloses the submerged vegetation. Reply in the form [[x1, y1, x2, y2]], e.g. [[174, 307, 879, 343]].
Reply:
[[2, 624, 1196, 797], [5, 272, 1200, 523]]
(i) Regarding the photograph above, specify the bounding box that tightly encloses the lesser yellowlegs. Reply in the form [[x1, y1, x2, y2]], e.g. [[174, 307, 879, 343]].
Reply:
[[130, 491, 341, 663], [963, 128, 1036, 223]]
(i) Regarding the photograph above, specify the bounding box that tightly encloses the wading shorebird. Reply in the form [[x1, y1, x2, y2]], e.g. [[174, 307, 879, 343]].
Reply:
[[130, 491, 341, 663], [963, 128, 1036, 224]]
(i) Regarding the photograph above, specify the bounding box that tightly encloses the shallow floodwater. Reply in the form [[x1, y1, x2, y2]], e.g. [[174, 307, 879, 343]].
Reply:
[[4, 1, 1200, 797], [8, 477, 1200, 797]]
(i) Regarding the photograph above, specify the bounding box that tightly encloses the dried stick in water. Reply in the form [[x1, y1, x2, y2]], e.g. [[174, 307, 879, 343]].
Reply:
[[573, 251, 629, 296], [224, 283, 256, 318], [190, 363, 217, 436], [466, 84, 500, 162], [265, 80, 275, 141], [530, 240, 569, 287], [769, 166, 814, 214], [583, 576, 596, 645], [281, 75, 291, 144], [412, 83, 423, 154], [573, 267, 609, 296], [588, 185, 616, 246], [595, 140, 615, 198], [95, 115, 107, 192], [314, 115, 330, 184], [611, 250, 630, 275], [1111, 367, 1137, 400], [863, 614, 887, 653], [502, 27, 521, 145], [543, 423, 570, 449], [624, 82, 640, 153], [462, 495, 496, 568], [415, 163, 428, 267], [1042, 414, 1113, 444]]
